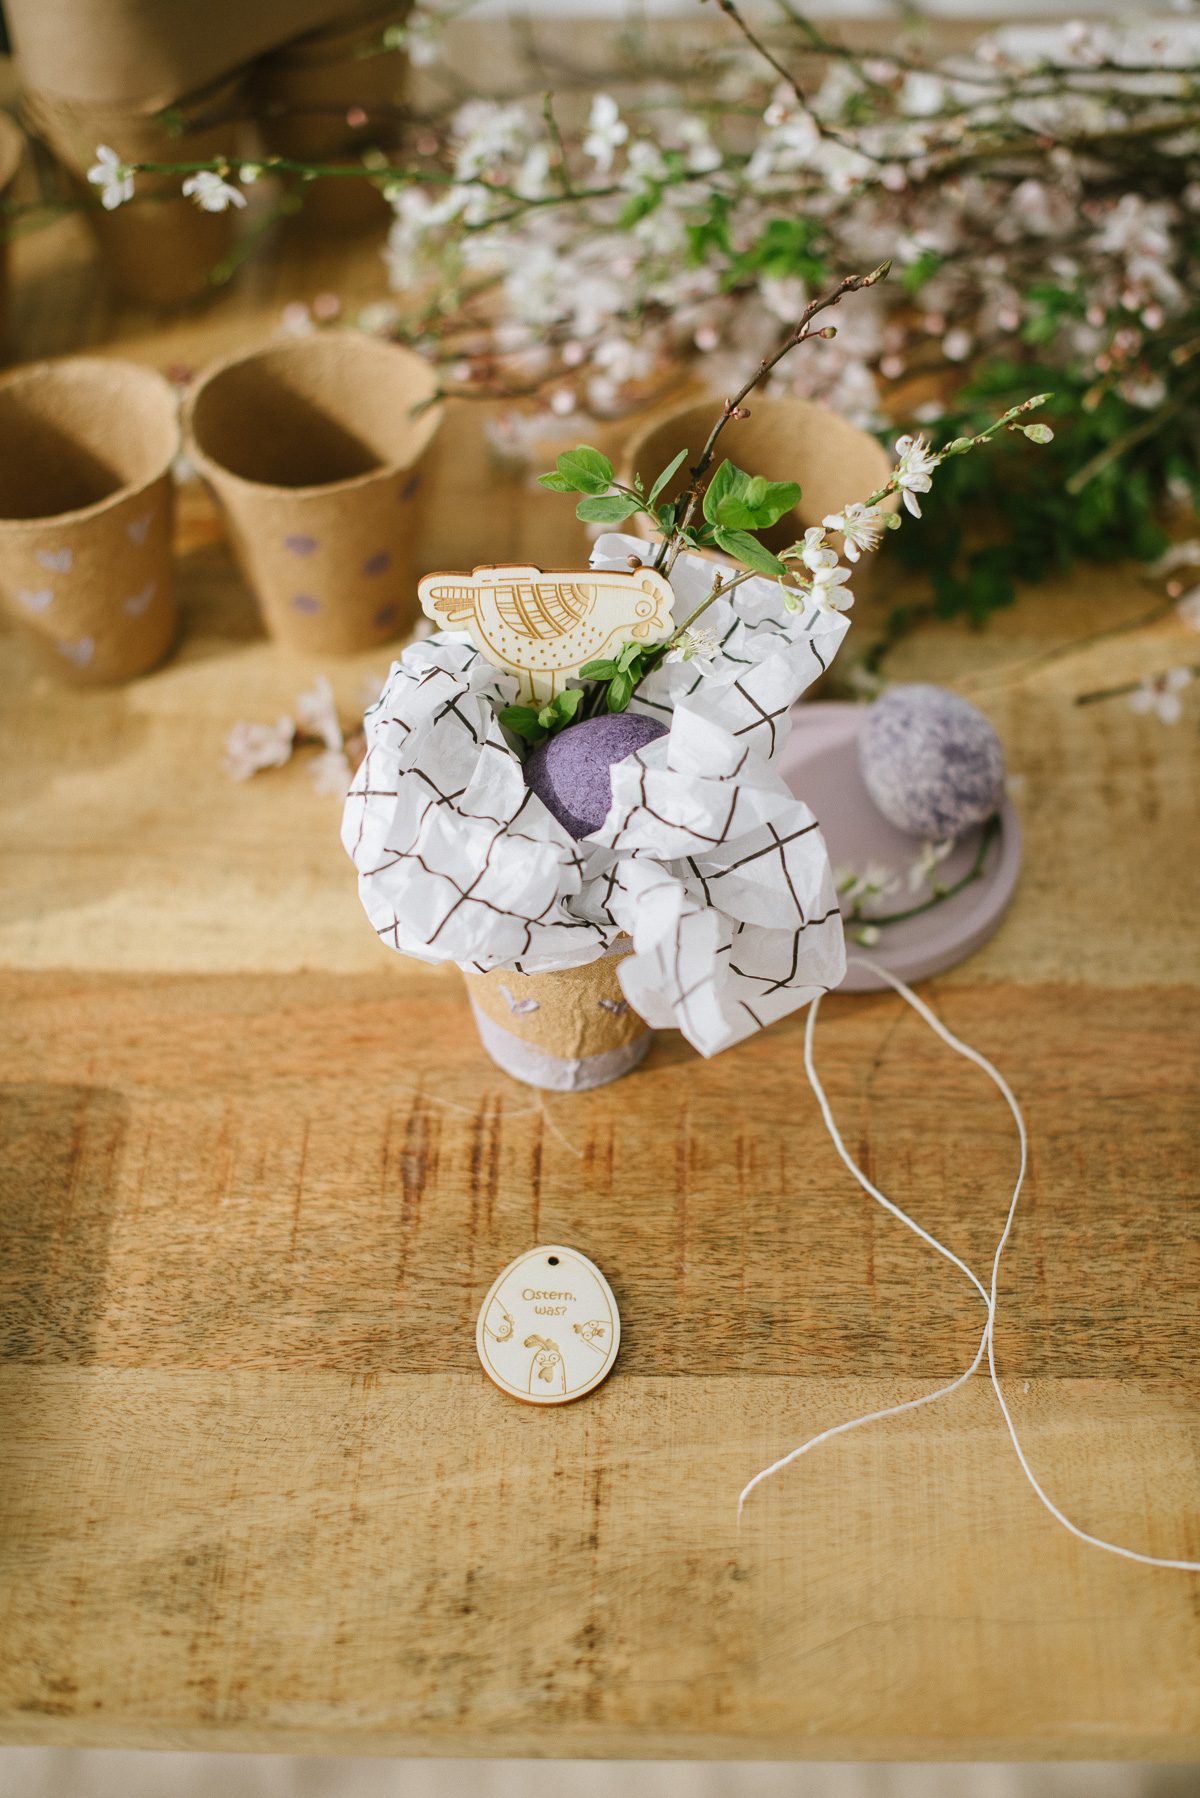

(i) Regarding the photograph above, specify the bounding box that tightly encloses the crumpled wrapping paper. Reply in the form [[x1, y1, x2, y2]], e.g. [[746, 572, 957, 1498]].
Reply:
[[342, 531, 850, 1056]]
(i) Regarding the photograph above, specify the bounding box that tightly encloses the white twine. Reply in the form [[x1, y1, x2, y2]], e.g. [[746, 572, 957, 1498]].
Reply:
[[738, 956, 1200, 1572]]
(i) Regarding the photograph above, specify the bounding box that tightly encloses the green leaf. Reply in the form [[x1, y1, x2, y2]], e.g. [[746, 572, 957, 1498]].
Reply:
[[900, 249, 943, 296], [724, 216, 828, 290], [555, 445, 613, 495], [616, 641, 642, 673], [647, 448, 688, 508], [579, 658, 617, 680], [702, 458, 748, 526], [712, 528, 786, 576], [713, 478, 801, 531], [575, 493, 642, 524], [499, 705, 548, 745], [618, 185, 661, 230], [607, 673, 632, 713], [656, 501, 678, 533], [554, 687, 584, 723], [537, 471, 577, 492]]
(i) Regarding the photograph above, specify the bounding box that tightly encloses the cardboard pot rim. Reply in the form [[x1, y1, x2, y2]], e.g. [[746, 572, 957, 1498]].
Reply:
[[184, 330, 444, 500], [0, 356, 179, 530], [620, 391, 899, 484]]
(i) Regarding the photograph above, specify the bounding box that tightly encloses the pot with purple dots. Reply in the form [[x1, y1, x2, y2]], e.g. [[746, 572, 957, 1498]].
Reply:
[[0, 357, 178, 684], [185, 332, 443, 655]]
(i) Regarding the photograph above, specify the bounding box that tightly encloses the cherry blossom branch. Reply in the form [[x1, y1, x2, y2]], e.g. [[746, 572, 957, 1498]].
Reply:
[[661, 258, 891, 577]]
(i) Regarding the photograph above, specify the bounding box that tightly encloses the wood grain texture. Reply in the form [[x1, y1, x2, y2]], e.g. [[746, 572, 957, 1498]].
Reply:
[[0, 81, 1198, 1759]]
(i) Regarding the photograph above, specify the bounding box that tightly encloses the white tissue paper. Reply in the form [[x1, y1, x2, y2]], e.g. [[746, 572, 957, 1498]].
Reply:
[[342, 531, 849, 1055]]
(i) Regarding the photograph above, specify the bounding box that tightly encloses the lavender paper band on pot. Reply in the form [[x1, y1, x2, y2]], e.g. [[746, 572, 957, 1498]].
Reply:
[[463, 950, 651, 1092]]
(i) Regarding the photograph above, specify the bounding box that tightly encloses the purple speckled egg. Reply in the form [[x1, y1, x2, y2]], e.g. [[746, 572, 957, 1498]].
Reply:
[[858, 683, 1005, 839], [525, 711, 668, 840]]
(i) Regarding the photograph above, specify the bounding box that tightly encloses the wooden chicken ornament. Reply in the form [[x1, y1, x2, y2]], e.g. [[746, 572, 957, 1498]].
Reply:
[[418, 563, 674, 703]]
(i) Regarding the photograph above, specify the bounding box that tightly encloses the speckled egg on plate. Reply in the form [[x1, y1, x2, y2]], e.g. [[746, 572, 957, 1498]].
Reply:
[[858, 683, 1006, 839]]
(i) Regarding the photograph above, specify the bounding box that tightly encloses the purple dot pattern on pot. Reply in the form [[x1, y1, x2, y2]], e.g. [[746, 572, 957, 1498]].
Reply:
[[291, 593, 320, 614], [363, 551, 392, 577], [858, 683, 1006, 839], [284, 534, 319, 556], [373, 604, 398, 629], [524, 712, 669, 841]]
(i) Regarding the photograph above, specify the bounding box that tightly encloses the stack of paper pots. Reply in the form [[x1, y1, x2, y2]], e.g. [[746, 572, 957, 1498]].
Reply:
[[254, 3, 411, 234], [462, 949, 652, 1092], [0, 356, 179, 682], [20, 70, 248, 305], [619, 394, 899, 596], [186, 331, 442, 654], [0, 112, 26, 357]]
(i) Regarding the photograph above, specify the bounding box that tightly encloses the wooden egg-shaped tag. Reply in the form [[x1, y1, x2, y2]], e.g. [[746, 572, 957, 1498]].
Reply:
[[476, 1245, 620, 1405]]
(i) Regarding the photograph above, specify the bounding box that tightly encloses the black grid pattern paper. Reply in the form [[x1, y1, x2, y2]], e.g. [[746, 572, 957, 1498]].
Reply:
[[342, 540, 849, 1056]]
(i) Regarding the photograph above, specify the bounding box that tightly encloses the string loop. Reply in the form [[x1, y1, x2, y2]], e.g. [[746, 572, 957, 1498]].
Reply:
[[738, 957, 1200, 1572]]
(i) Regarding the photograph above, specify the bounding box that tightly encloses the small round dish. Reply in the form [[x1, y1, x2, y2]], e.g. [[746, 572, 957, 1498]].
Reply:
[[779, 702, 1022, 993]]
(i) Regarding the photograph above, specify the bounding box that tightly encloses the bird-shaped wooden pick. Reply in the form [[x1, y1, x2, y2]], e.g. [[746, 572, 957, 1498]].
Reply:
[[417, 563, 674, 703]]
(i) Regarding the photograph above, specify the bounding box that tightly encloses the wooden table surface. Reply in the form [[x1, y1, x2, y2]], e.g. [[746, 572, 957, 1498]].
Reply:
[[1, 177, 1198, 1763]]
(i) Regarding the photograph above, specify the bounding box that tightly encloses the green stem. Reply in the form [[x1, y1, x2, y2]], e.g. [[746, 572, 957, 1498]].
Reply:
[[848, 814, 1001, 929]]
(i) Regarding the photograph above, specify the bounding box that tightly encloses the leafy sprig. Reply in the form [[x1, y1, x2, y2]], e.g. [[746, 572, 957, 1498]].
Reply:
[[537, 443, 691, 532], [578, 639, 661, 714], [499, 686, 583, 746]]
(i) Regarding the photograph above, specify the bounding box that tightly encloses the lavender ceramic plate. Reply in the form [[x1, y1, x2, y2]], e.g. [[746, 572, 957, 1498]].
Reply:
[[779, 702, 1022, 993]]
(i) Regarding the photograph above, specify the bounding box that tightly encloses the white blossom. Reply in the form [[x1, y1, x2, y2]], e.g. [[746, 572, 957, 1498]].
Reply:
[[666, 625, 720, 668], [453, 101, 529, 180], [223, 718, 294, 781], [295, 676, 343, 751], [908, 837, 956, 894], [87, 145, 135, 210], [822, 500, 887, 562], [583, 95, 629, 173], [1128, 667, 1193, 724], [893, 433, 941, 518], [1175, 587, 1200, 631], [310, 747, 354, 796], [837, 861, 899, 906], [182, 170, 247, 213]]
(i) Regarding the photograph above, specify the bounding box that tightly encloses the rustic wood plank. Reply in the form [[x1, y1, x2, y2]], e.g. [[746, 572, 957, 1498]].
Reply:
[[0, 973, 1197, 1755]]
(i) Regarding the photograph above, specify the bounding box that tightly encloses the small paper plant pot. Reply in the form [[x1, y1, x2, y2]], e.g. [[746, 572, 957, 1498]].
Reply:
[[618, 394, 899, 594], [0, 356, 179, 683], [21, 70, 248, 305], [0, 112, 26, 356], [462, 951, 652, 1092], [185, 331, 442, 654], [253, 4, 411, 235]]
